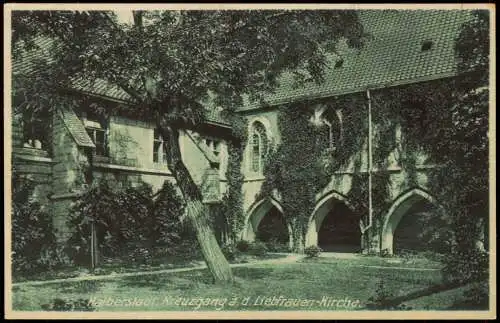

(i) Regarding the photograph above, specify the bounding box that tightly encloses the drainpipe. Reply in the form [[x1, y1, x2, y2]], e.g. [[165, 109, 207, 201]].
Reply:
[[361, 89, 373, 242]]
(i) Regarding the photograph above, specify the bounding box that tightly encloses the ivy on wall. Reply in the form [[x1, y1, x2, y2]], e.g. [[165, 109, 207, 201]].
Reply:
[[256, 76, 470, 252], [219, 112, 248, 243], [257, 94, 378, 252]]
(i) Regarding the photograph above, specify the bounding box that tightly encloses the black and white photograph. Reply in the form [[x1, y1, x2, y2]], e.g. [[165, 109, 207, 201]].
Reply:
[[4, 3, 496, 319]]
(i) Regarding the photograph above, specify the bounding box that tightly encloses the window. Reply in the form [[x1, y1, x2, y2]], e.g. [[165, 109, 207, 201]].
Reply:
[[86, 126, 107, 157], [421, 40, 434, 52], [153, 128, 168, 164], [321, 108, 343, 150], [205, 138, 221, 157], [250, 121, 269, 173], [21, 110, 51, 150], [83, 113, 108, 157], [334, 58, 344, 69]]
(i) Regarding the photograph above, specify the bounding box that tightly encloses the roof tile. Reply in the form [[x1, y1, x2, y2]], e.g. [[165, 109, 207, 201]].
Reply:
[[239, 10, 472, 110]]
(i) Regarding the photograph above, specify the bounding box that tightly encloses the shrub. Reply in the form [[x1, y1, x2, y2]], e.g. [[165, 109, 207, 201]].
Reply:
[[66, 180, 193, 266], [304, 245, 322, 258], [265, 238, 290, 253], [220, 243, 239, 261], [128, 246, 153, 265], [235, 240, 251, 253], [249, 241, 268, 257], [379, 248, 391, 258], [12, 173, 63, 277], [442, 249, 489, 285]]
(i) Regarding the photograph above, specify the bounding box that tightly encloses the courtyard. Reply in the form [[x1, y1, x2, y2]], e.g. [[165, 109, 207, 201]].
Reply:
[[12, 253, 483, 312]]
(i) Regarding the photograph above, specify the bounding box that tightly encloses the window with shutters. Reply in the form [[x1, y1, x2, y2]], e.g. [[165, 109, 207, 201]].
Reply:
[[83, 111, 108, 157]]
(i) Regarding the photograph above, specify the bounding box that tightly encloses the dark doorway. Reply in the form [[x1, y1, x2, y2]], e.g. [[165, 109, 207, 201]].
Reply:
[[393, 200, 447, 255], [256, 206, 289, 251], [318, 203, 361, 252]]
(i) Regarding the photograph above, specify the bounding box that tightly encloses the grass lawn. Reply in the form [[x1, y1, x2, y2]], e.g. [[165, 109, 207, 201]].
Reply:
[[12, 252, 288, 283], [12, 256, 479, 312]]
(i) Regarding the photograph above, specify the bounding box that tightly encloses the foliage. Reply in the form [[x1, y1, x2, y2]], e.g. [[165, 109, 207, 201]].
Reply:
[[11, 171, 67, 276], [220, 243, 239, 261], [151, 180, 191, 247], [433, 10, 489, 284], [220, 114, 247, 242], [264, 238, 291, 253], [259, 95, 375, 252], [40, 298, 95, 312], [366, 279, 413, 310], [66, 180, 193, 266], [258, 103, 330, 251], [235, 240, 251, 253], [442, 249, 489, 285], [455, 10, 490, 89], [248, 241, 268, 257], [304, 245, 322, 258], [257, 12, 489, 255], [12, 10, 365, 123]]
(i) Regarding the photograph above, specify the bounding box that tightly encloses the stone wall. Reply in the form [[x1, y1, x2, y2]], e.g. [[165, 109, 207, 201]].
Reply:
[[50, 110, 92, 242]]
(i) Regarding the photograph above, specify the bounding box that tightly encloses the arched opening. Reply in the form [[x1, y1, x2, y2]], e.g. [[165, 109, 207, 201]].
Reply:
[[242, 198, 292, 250], [255, 206, 289, 250], [318, 202, 361, 252], [381, 189, 448, 255], [395, 200, 445, 253], [306, 192, 361, 253]]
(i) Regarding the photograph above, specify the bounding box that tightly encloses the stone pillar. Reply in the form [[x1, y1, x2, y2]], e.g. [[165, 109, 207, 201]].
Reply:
[[242, 223, 256, 242], [305, 220, 318, 247]]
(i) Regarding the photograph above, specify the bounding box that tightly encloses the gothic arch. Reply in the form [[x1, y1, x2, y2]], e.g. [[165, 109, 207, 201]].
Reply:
[[305, 190, 359, 248], [241, 197, 293, 249], [381, 188, 442, 255]]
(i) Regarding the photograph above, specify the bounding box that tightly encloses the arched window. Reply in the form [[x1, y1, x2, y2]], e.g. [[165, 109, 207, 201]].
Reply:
[[250, 121, 269, 173], [321, 108, 343, 150]]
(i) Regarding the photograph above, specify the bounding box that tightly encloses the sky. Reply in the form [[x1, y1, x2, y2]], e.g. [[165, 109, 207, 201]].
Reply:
[[114, 10, 134, 24]]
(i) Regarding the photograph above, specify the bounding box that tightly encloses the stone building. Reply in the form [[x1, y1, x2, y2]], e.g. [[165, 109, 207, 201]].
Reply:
[[11, 10, 485, 254], [237, 9, 485, 254]]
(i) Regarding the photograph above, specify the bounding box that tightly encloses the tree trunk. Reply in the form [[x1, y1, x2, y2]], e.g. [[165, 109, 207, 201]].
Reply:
[[159, 124, 234, 284], [186, 199, 234, 283]]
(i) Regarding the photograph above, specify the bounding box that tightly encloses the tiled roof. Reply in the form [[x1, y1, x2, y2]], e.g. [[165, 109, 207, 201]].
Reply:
[[58, 107, 96, 148], [70, 78, 133, 102], [239, 10, 473, 111], [12, 37, 58, 75]]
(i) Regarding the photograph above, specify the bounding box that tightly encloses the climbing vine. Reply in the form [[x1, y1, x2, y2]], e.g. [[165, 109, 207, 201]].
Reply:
[[219, 112, 248, 243], [262, 103, 328, 251], [258, 94, 381, 252], [257, 75, 472, 253]]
